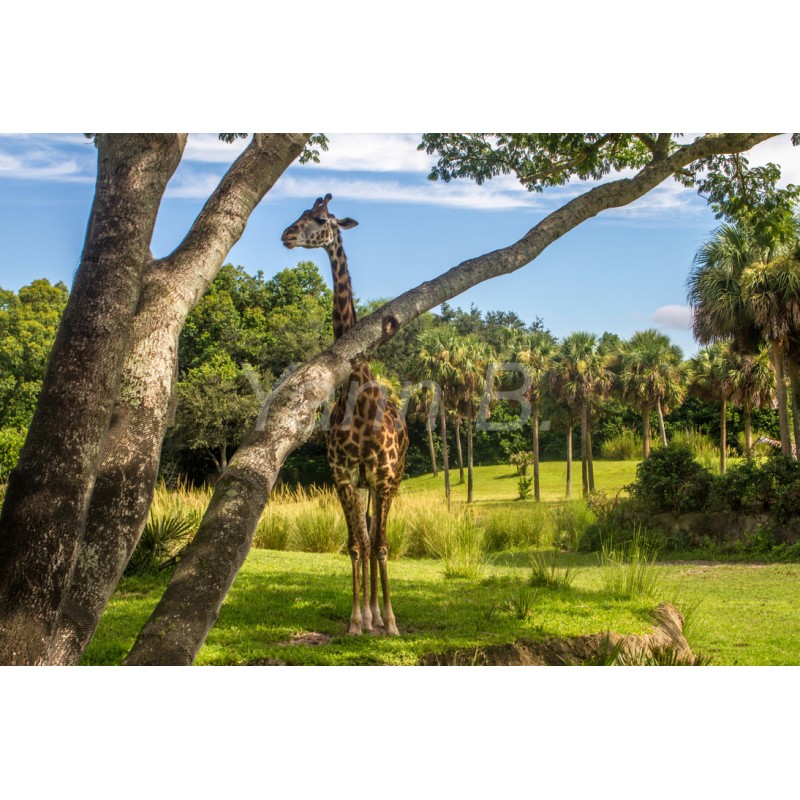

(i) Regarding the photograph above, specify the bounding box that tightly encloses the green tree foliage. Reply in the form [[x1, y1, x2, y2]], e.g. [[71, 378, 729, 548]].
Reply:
[[167, 262, 333, 479], [0, 279, 69, 430]]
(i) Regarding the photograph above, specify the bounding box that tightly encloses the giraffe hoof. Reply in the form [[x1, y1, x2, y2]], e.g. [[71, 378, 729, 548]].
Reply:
[[348, 621, 362, 635], [385, 621, 399, 636]]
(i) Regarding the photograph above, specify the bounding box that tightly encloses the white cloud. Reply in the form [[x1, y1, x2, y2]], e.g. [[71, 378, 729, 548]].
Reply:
[[307, 133, 435, 173], [269, 172, 546, 211], [652, 304, 693, 330], [182, 134, 249, 164], [164, 169, 226, 199], [0, 149, 88, 181]]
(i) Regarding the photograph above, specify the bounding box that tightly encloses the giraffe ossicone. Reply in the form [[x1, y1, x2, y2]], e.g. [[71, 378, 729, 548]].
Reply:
[[282, 195, 409, 635]]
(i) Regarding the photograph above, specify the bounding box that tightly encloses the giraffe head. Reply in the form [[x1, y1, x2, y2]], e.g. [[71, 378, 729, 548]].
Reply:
[[281, 193, 358, 250]]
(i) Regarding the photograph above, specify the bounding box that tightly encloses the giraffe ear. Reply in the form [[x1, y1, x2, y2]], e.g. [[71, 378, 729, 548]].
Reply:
[[336, 217, 359, 229]]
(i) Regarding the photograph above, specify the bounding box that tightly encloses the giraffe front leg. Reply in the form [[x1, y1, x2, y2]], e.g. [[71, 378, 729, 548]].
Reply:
[[370, 548, 383, 629], [375, 492, 399, 635], [348, 547, 362, 636], [361, 539, 373, 633]]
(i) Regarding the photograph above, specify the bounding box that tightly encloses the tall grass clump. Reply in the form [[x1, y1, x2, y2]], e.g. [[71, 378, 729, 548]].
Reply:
[[668, 428, 721, 472], [554, 500, 596, 551], [529, 549, 579, 591], [423, 506, 486, 579], [290, 487, 347, 553], [600, 428, 642, 460], [480, 503, 556, 552], [597, 526, 661, 599]]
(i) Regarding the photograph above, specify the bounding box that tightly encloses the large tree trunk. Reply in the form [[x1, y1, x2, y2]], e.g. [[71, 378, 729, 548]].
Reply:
[[42, 133, 308, 666], [532, 399, 541, 503], [0, 134, 186, 665], [566, 425, 573, 499], [117, 132, 772, 664], [455, 418, 464, 483], [770, 340, 792, 457], [467, 404, 474, 504], [642, 404, 651, 459], [656, 397, 668, 447]]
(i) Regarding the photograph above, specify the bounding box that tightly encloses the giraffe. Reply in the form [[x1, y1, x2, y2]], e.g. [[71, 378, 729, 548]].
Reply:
[[281, 194, 408, 635]]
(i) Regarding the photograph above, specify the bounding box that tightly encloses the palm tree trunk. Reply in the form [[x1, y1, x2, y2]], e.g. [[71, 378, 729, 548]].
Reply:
[[720, 397, 727, 474], [581, 402, 588, 497], [455, 418, 464, 483], [587, 420, 595, 493], [426, 419, 438, 476], [770, 340, 792, 457], [787, 355, 800, 460], [642, 404, 651, 458], [656, 397, 668, 447], [566, 425, 573, 499], [440, 403, 451, 507], [744, 399, 753, 459], [467, 404, 474, 504], [532, 399, 541, 503]]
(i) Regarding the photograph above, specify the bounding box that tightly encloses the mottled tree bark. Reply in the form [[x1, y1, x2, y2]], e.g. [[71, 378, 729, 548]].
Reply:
[[0, 134, 186, 665], [656, 397, 668, 447], [46, 133, 308, 665], [123, 133, 775, 665]]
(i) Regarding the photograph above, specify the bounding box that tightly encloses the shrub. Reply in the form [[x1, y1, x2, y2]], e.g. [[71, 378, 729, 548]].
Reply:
[[517, 475, 533, 500], [668, 428, 722, 472], [126, 513, 195, 575], [509, 450, 534, 476], [628, 444, 713, 514]]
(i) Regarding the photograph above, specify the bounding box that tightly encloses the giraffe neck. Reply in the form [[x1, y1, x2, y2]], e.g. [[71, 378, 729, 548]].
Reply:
[[326, 230, 357, 340]]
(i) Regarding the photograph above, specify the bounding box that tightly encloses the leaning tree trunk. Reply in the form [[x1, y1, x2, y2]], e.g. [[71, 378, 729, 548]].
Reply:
[[720, 397, 727, 474], [467, 403, 475, 504], [455, 418, 465, 483], [0, 134, 186, 665], [642, 404, 651, 459], [532, 399, 541, 503], [656, 397, 668, 447], [43, 133, 309, 666], [770, 340, 792, 458], [120, 132, 773, 664], [566, 425, 573, 499]]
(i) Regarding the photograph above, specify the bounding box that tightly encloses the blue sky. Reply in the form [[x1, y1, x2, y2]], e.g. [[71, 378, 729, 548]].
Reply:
[[2, 133, 799, 357]]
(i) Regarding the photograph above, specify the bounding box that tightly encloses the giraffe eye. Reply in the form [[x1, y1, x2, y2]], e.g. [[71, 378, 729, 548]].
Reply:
[[314, 217, 326, 225]]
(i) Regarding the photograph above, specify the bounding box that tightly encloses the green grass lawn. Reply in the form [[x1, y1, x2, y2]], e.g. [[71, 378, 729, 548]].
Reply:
[[401, 460, 639, 503], [83, 548, 800, 666]]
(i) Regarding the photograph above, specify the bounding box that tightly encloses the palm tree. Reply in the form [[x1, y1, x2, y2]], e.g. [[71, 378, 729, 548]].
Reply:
[[688, 220, 799, 457], [689, 342, 737, 473], [728, 344, 775, 457], [741, 254, 800, 457], [550, 332, 613, 496], [514, 330, 558, 502], [618, 329, 688, 458], [451, 336, 494, 504], [418, 327, 459, 505]]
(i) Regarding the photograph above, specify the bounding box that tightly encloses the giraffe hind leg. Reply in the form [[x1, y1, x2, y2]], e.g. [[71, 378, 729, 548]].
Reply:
[[368, 489, 383, 629], [374, 491, 399, 635]]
